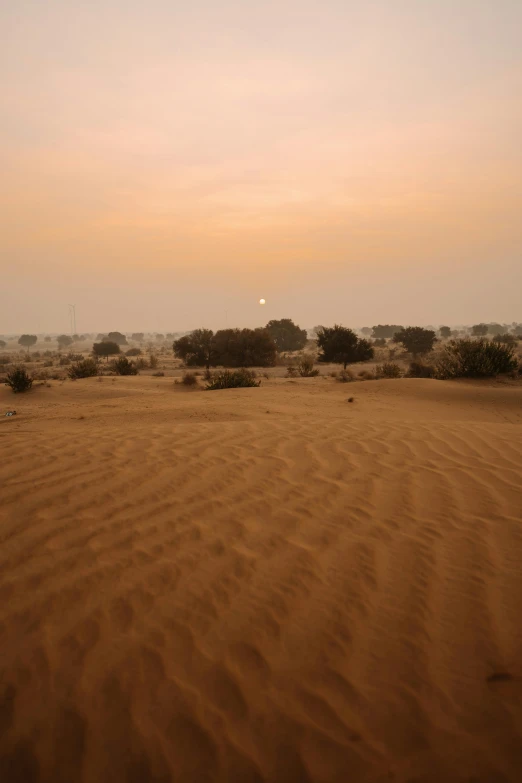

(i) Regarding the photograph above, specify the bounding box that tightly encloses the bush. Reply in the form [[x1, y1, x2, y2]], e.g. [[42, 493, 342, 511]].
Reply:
[[126, 347, 142, 356], [152, 371, 165, 377], [181, 371, 199, 386], [471, 324, 489, 337], [493, 333, 518, 346], [112, 356, 139, 375], [286, 366, 298, 378], [376, 362, 402, 378], [173, 329, 215, 368], [59, 356, 71, 366], [206, 369, 260, 390], [148, 353, 159, 369], [296, 355, 319, 377], [358, 370, 376, 380], [373, 337, 386, 347], [68, 359, 98, 379], [406, 361, 435, 378], [5, 367, 33, 393], [135, 358, 148, 370], [336, 369, 354, 382], [436, 338, 518, 379]]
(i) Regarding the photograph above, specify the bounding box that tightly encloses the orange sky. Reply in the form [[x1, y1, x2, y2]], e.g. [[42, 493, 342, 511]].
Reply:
[[1, 0, 521, 332]]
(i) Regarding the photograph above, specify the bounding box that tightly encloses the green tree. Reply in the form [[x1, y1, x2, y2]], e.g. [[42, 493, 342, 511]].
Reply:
[[472, 323, 488, 337], [316, 325, 374, 369], [393, 327, 436, 357], [371, 325, 403, 339], [173, 329, 216, 369], [92, 341, 121, 361], [265, 318, 307, 352], [18, 334, 37, 349], [439, 326, 451, 339]]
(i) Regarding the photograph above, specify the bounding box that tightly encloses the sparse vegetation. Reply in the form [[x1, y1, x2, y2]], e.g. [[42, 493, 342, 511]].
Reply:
[[206, 369, 260, 390], [493, 333, 518, 346], [296, 355, 319, 377], [5, 367, 33, 393], [376, 362, 402, 378], [112, 356, 139, 375], [181, 371, 199, 386], [148, 352, 159, 369], [336, 369, 354, 383], [316, 325, 373, 369], [436, 338, 518, 379], [68, 359, 98, 379], [406, 361, 435, 378]]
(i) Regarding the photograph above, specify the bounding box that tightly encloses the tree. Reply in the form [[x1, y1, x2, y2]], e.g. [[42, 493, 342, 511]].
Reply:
[[131, 332, 144, 342], [107, 331, 128, 346], [371, 325, 403, 339], [361, 327, 372, 336], [439, 326, 451, 339], [44, 336, 52, 342], [155, 333, 165, 341], [173, 329, 216, 369], [512, 324, 522, 336], [316, 325, 374, 369], [213, 328, 277, 367], [393, 327, 436, 357], [56, 334, 73, 350], [92, 341, 121, 361], [486, 323, 504, 336], [0, 340, 6, 349], [18, 334, 37, 350], [472, 323, 488, 337], [265, 318, 307, 352]]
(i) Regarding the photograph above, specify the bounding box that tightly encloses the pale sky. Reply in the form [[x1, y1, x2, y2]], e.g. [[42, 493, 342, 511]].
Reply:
[[1, 0, 521, 334]]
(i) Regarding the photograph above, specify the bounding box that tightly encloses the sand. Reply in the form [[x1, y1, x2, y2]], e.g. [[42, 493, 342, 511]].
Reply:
[[1, 375, 522, 782]]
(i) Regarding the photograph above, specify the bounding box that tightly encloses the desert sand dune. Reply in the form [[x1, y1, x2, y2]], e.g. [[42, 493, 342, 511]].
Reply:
[[1, 376, 522, 782]]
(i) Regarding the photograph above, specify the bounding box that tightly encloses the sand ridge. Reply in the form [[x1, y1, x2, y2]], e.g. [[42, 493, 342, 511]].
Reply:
[[1, 376, 522, 782]]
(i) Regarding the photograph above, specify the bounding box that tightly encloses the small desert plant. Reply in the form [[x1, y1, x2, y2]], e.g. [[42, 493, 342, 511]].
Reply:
[[358, 370, 376, 380], [135, 358, 147, 370], [148, 353, 159, 369], [152, 371, 165, 377], [5, 367, 33, 393], [68, 358, 98, 379], [435, 338, 518, 379], [376, 362, 402, 379], [336, 369, 354, 382], [406, 361, 435, 378], [286, 365, 298, 377], [181, 371, 199, 386], [59, 356, 71, 366], [296, 355, 319, 377], [112, 356, 139, 376], [493, 333, 518, 346], [206, 368, 260, 390], [126, 347, 142, 356]]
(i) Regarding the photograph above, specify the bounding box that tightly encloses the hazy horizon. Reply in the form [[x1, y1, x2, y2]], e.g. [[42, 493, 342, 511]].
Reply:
[[2, 0, 522, 333]]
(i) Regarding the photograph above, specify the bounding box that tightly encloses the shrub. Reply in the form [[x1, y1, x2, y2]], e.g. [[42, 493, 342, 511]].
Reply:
[[439, 326, 451, 339], [406, 361, 435, 378], [68, 358, 98, 379], [126, 347, 142, 356], [358, 370, 376, 380], [436, 338, 518, 379], [181, 371, 199, 386], [152, 371, 165, 377], [336, 369, 354, 382], [373, 337, 386, 347], [173, 329, 215, 368], [316, 325, 374, 369], [393, 327, 437, 356], [107, 331, 128, 346], [135, 358, 147, 370], [376, 362, 402, 378], [286, 366, 298, 377], [148, 353, 159, 369], [212, 328, 277, 367], [265, 318, 307, 352], [131, 333, 144, 342], [471, 324, 488, 337], [5, 367, 33, 393], [493, 333, 518, 346], [206, 369, 260, 390], [59, 356, 71, 365], [112, 356, 139, 375], [296, 355, 319, 377], [93, 341, 120, 361]]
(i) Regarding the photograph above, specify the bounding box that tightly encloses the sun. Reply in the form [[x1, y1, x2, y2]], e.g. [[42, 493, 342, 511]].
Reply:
[[259, 298, 266, 305]]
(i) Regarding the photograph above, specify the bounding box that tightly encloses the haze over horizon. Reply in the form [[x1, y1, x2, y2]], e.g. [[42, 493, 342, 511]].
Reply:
[[2, 0, 521, 333]]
